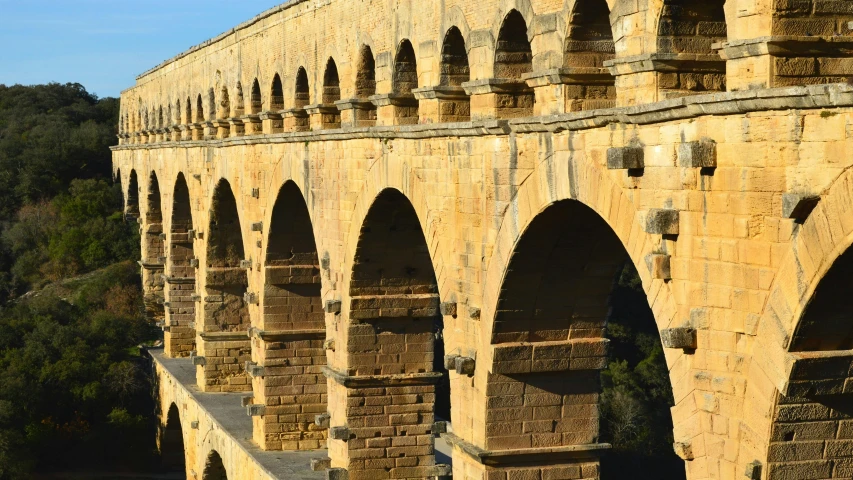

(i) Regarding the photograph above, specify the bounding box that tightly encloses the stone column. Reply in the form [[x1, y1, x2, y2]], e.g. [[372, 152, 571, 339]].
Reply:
[[522, 68, 616, 116], [259, 111, 283, 134], [412, 86, 470, 124], [169, 126, 182, 142], [282, 108, 310, 132], [190, 123, 204, 141], [461, 79, 533, 120], [369, 93, 419, 126], [228, 117, 245, 138], [241, 114, 262, 135], [212, 119, 230, 139], [334, 98, 376, 128], [305, 104, 342, 130], [163, 228, 197, 358]]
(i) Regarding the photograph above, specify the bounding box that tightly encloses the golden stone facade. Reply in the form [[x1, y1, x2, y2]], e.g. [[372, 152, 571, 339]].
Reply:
[[114, 1, 853, 479]]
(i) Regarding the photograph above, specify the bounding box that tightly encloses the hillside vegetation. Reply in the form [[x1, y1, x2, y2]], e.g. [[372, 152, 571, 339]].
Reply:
[[0, 83, 158, 479]]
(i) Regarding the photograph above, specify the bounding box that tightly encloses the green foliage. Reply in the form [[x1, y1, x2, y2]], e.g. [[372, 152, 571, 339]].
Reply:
[[0, 84, 159, 478], [600, 262, 685, 479]]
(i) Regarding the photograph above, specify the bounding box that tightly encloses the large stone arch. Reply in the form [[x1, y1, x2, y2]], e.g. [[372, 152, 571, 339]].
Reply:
[[745, 166, 853, 478], [160, 403, 187, 472], [196, 178, 252, 393], [252, 179, 328, 451], [164, 172, 198, 358], [143, 171, 167, 322]]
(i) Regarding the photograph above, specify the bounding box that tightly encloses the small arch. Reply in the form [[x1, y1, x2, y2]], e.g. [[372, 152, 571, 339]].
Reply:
[[207, 88, 215, 121], [270, 74, 284, 110], [562, 0, 617, 111], [294, 67, 310, 108], [174, 100, 182, 126], [356, 45, 376, 99], [323, 58, 341, 104], [250, 78, 263, 114], [160, 403, 186, 472], [158, 106, 164, 129], [166, 173, 197, 358], [185, 97, 192, 124], [126, 170, 140, 219], [202, 451, 227, 480], [440, 27, 470, 87], [234, 82, 244, 117], [145, 172, 164, 261], [392, 40, 420, 124], [492, 10, 535, 117], [196, 94, 204, 122]]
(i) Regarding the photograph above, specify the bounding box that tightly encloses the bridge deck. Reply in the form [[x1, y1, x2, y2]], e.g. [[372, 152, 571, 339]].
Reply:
[[149, 348, 325, 480]]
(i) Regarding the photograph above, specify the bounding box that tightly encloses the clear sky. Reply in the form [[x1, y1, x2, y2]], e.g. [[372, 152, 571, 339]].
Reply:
[[0, 0, 284, 99]]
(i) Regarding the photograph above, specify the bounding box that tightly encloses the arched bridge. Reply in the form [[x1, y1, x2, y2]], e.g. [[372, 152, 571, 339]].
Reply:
[[114, 0, 853, 479]]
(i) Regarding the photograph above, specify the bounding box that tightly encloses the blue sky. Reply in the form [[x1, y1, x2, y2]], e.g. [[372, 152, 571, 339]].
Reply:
[[0, 0, 283, 98]]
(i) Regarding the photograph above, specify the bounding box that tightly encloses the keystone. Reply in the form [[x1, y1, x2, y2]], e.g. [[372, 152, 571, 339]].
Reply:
[[325, 468, 348, 480], [310, 458, 331, 471], [324, 300, 342, 314], [744, 460, 762, 480], [644, 209, 680, 235], [329, 426, 351, 440], [246, 404, 265, 416], [251, 222, 263, 232], [782, 193, 820, 222], [606, 146, 644, 170], [645, 253, 671, 280], [444, 354, 460, 370], [440, 302, 457, 317], [677, 140, 717, 168], [455, 356, 476, 376], [661, 327, 697, 351], [315, 412, 331, 428]]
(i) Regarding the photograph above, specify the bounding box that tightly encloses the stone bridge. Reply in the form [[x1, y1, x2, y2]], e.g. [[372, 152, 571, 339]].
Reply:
[[113, 0, 853, 479]]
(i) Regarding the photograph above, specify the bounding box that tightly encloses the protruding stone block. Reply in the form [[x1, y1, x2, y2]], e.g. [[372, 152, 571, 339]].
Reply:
[[433, 421, 448, 434], [468, 306, 481, 319], [187, 229, 196, 238], [324, 299, 342, 314], [745, 460, 762, 480], [315, 412, 331, 428], [190, 294, 201, 302], [678, 140, 717, 168], [190, 421, 199, 429], [645, 253, 671, 280], [239, 259, 252, 269], [329, 426, 350, 440], [323, 339, 336, 351], [661, 327, 697, 350], [247, 364, 265, 378], [251, 222, 263, 232], [246, 404, 265, 416], [325, 468, 348, 480], [189, 258, 199, 268], [782, 193, 820, 222], [440, 301, 457, 317], [311, 458, 332, 472], [673, 441, 694, 461], [444, 354, 460, 370], [606, 146, 644, 169], [191, 354, 206, 366], [644, 209, 680, 235], [251, 188, 260, 198], [241, 395, 253, 407], [455, 356, 476, 376], [243, 291, 258, 305], [434, 465, 452, 477]]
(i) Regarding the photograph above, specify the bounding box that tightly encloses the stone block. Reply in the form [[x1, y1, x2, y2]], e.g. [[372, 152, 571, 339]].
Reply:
[[644, 209, 680, 235], [444, 354, 459, 370], [251, 222, 263, 232], [440, 302, 457, 317], [782, 193, 820, 222], [324, 339, 336, 351], [661, 327, 697, 350], [311, 458, 332, 471], [673, 441, 694, 460], [241, 395, 253, 407], [678, 140, 717, 168], [325, 300, 342, 314], [315, 413, 331, 428], [433, 421, 448, 434], [645, 253, 671, 280], [329, 426, 351, 440], [744, 460, 761, 480], [246, 404, 265, 416], [455, 356, 476, 376], [606, 146, 644, 169], [326, 468, 349, 480]]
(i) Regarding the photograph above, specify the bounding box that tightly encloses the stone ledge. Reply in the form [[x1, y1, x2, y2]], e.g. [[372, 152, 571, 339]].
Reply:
[[322, 366, 443, 388], [110, 84, 853, 150], [442, 431, 610, 466], [603, 53, 725, 75], [199, 331, 250, 342], [715, 36, 853, 59], [248, 327, 325, 341]]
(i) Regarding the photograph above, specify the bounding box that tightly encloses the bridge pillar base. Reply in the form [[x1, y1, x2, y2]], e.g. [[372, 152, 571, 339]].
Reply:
[[462, 79, 533, 121]]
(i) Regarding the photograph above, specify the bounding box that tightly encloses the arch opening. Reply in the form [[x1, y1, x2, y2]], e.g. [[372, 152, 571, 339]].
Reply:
[[294, 67, 310, 108], [271, 74, 284, 110], [492, 10, 534, 118], [251, 79, 263, 114], [216, 87, 231, 137], [207, 88, 216, 122], [143, 172, 166, 324], [202, 451, 227, 480], [345, 189, 450, 475], [165, 173, 197, 358], [353, 45, 378, 127], [256, 181, 328, 450], [200, 180, 251, 392], [562, 0, 617, 111], [126, 170, 140, 219], [488, 200, 684, 480], [391, 40, 420, 124], [436, 26, 471, 122], [160, 404, 186, 474], [768, 246, 853, 477], [317, 58, 342, 129], [234, 82, 245, 117], [288, 68, 311, 131], [655, 0, 727, 97]]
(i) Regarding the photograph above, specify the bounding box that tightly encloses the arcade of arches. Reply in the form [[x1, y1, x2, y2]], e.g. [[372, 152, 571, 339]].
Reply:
[[120, 0, 853, 479]]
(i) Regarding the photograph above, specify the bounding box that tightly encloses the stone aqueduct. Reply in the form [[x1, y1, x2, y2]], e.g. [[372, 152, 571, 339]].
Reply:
[[112, 0, 853, 479]]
